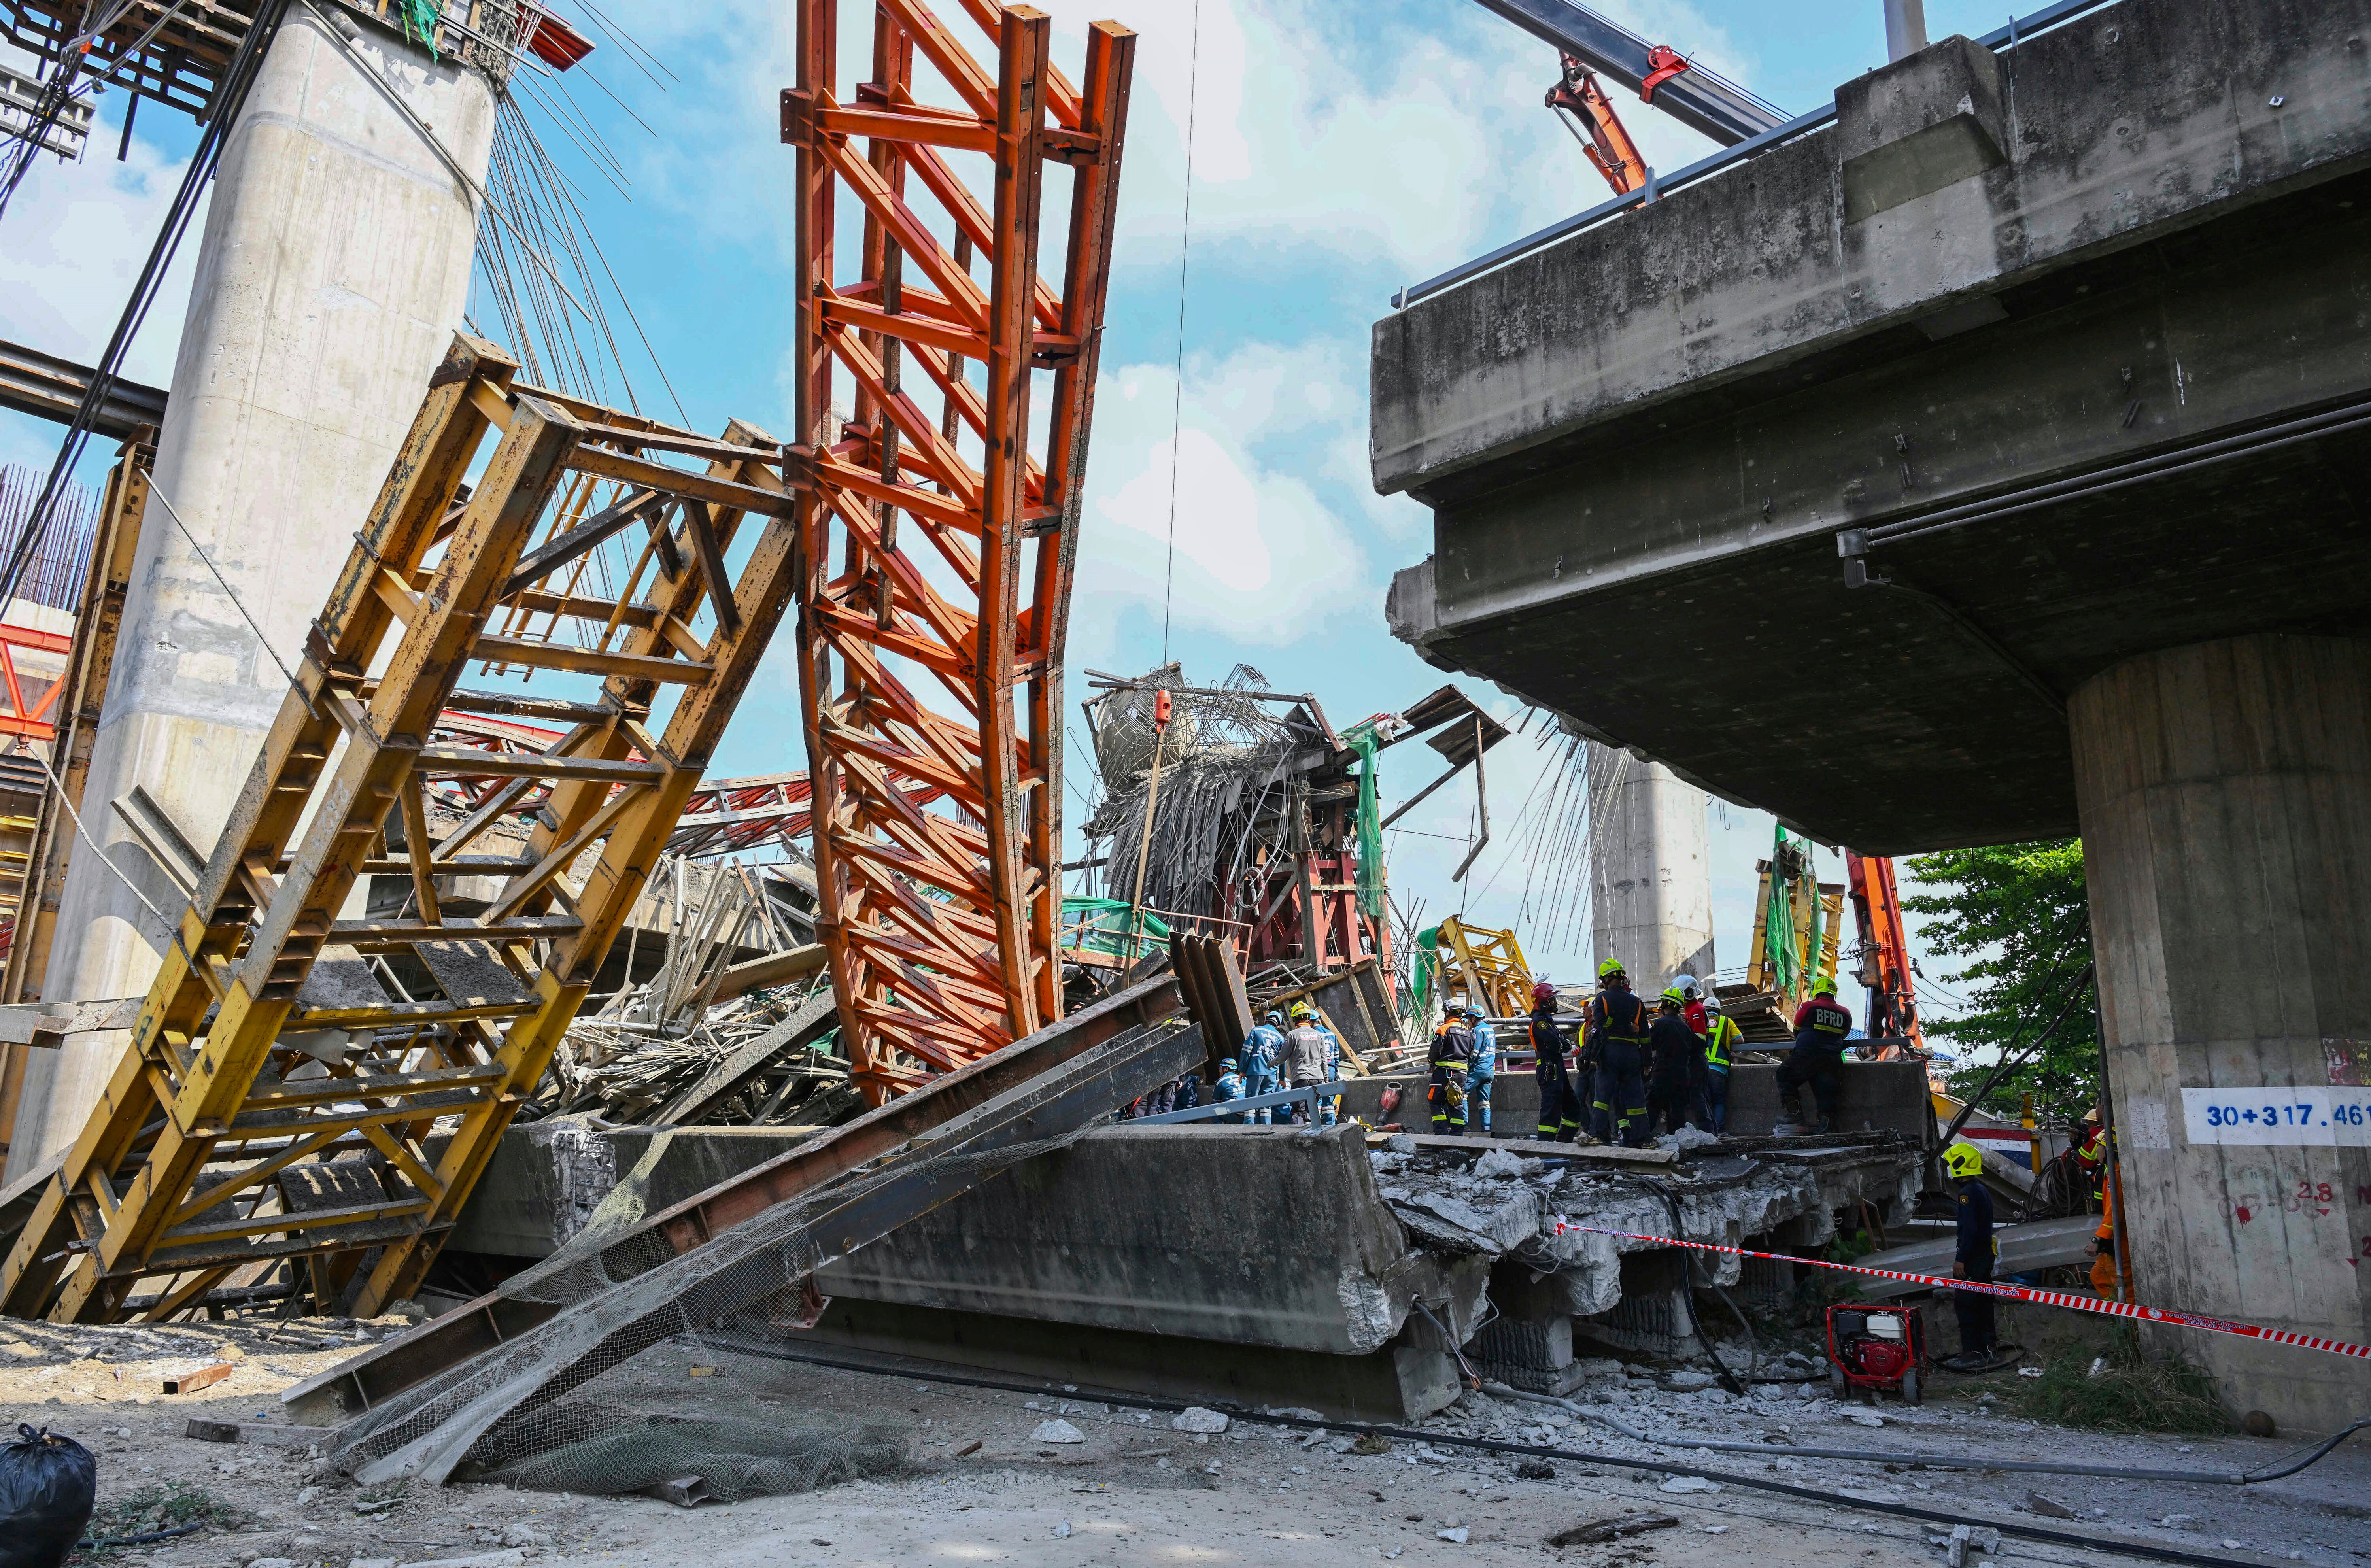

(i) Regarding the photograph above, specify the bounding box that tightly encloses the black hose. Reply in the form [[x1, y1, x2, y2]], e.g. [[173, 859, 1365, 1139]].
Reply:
[[1613, 1173, 1747, 1398], [78, 1522, 206, 1549], [1487, 1382, 2371, 1486], [706, 1333, 2321, 1568]]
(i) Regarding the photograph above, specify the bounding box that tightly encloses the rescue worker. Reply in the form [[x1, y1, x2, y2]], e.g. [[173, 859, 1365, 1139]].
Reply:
[[1530, 979, 1581, 1143], [1585, 960, 1651, 1147], [1645, 987, 1703, 1137], [1430, 1004, 1475, 1135], [2085, 1126, 2122, 1297], [1939, 1140, 2000, 1369], [1242, 1009, 1287, 1124], [1700, 996, 1742, 1135], [2072, 1109, 2109, 1210], [1467, 1002, 1497, 1137], [1776, 977, 1852, 1133], [1211, 1058, 1249, 1124], [1681, 980, 1710, 1040], [1284, 1003, 1336, 1126]]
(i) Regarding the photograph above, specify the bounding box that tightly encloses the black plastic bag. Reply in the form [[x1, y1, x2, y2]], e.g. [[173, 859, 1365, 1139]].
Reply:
[[0, 1423, 96, 1568]]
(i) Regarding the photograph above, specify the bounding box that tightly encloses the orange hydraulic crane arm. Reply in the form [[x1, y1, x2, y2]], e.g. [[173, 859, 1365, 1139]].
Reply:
[[1846, 850, 1925, 1054], [1545, 53, 1646, 195]]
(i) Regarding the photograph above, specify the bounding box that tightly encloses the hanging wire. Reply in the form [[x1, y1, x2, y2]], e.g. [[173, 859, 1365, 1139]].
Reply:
[[1159, 0, 1203, 664]]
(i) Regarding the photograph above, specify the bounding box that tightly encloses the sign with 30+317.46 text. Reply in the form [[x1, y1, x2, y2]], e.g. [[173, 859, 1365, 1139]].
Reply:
[[2181, 1087, 2371, 1146]]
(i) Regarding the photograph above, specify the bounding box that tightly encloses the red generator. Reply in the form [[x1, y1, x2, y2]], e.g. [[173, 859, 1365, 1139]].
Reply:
[[1826, 1304, 1926, 1405]]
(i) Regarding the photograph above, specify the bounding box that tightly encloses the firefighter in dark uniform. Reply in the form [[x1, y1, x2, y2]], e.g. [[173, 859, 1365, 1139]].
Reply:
[[1529, 979, 1579, 1142], [1585, 960, 1651, 1148], [1429, 1005, 1475, 1135], [1776, 977, 1853, 1133]]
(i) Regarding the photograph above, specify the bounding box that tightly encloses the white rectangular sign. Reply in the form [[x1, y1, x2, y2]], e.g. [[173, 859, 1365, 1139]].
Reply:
[[2180, 1087, 2371, 1146]]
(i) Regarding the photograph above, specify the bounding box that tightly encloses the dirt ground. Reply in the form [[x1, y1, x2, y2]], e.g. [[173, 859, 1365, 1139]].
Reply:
[[4, 1313, 2367, 1568]]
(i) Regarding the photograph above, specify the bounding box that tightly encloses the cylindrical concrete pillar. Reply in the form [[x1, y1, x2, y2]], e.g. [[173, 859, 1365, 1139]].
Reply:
[[11, 11, 495, 1167], [1587, 744, 1714, 990], [2072, 634, 2371, 1436]]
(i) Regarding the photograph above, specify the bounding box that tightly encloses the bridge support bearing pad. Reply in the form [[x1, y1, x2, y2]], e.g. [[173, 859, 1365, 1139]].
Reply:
[[2072, 633, 2371, 1436]]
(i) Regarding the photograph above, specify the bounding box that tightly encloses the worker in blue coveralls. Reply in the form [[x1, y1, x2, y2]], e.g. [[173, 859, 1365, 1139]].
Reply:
[[1464, 1001, 1497, 1136], [1242, 1009, 1287, 1125], [1211, 1058, 1249, 1124], [1284, 1003, 1337, 1126]]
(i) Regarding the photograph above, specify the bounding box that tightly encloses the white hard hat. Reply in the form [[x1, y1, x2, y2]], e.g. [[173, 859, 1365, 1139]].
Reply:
[[1702, 993, 1723, 1014]]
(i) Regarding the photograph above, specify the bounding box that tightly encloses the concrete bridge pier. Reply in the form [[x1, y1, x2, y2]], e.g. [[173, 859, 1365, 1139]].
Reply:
[[8, 9, 496, 1171], [1586, 743, 1713, 989], [2073, 634, 2371, 1433]]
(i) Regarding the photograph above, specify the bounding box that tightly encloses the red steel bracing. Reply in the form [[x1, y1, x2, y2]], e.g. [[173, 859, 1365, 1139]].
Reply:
[[790, 1, 1134, 1103], [0, 621, 73, 740]]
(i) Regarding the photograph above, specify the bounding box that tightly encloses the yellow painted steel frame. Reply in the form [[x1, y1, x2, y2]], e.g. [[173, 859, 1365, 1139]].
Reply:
[[0, 334, 805, 1324], [1, 427, 153, 1012], [1435, 916, 1534, 1019], [790, 0, 1134, 1102]]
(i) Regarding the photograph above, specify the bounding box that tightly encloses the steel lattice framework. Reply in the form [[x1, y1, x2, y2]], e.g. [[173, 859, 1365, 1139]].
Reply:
[[789, 0, 1133, 1101], [0, 334, 805, 1323]]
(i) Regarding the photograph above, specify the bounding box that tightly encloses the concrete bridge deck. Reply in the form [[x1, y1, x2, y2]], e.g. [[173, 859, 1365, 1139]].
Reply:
[[1374, 0, 2371, 1434]]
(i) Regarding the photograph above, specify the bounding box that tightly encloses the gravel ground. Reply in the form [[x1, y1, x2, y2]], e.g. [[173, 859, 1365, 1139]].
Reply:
[[4, 1315, 2366, 1568]]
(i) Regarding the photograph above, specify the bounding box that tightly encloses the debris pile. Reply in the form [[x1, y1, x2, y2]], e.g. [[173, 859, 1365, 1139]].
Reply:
[[527, 856, 850, 1130]]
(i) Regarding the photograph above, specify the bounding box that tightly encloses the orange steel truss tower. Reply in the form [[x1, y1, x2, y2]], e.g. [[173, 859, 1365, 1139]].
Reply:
[[787, 1, 1134, 1102]]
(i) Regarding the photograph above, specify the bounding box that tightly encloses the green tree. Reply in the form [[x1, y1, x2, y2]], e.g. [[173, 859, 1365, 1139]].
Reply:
[[1901, 839, 2100, 1125]]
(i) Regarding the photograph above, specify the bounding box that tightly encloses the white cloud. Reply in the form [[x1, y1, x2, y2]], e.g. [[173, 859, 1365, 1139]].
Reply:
[[0, 92, 204, 391], [1073, 344, 1368, 647]]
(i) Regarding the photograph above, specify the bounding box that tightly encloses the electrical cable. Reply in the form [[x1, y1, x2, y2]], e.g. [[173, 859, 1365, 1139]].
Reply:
[[1158, 0, 1202, 665], [704, 1334, 2327, 1568]]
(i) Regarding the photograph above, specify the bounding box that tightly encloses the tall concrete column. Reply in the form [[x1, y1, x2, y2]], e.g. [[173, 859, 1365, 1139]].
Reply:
[[9, 11, 495, 1169], [1587, 744, 1714, 989], [2072, 634, 2371, 1436]]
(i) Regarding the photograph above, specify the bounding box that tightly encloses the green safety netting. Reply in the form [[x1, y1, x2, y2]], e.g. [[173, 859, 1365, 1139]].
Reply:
[[397, 0, 440, 56], [1340, 720, 1387, 920], [1761, 824, 1803, 998], [1060, 897, 1171, 960], [1410, 922, 1443, 1017]]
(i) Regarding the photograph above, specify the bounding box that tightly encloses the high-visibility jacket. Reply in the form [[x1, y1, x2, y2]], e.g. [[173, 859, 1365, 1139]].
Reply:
[[1587, 987, 1650, 1052], [2091, 1183, 2120, 1294], [1704, 1014, 1742, 1075]]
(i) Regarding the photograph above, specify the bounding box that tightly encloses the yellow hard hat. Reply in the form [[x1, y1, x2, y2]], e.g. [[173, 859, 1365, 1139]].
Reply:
[[1943, 1141, 1984, 1180]]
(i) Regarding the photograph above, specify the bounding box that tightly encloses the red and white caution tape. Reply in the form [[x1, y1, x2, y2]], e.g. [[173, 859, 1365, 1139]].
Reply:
[[1551, 1220, 2371, 1362]]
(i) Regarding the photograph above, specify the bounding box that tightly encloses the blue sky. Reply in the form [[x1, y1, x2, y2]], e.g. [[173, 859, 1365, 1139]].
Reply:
[[0, 0, 2054, 1033]]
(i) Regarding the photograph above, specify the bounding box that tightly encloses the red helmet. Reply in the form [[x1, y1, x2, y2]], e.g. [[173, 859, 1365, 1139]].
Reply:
[[1532, 979, 1557, 1004]]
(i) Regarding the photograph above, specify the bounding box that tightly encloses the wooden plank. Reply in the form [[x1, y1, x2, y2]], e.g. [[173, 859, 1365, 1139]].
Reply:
[[184, 1417, 336, 1447], [162, 1362, 234, 1394], [710, 943, 829, 1003]]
